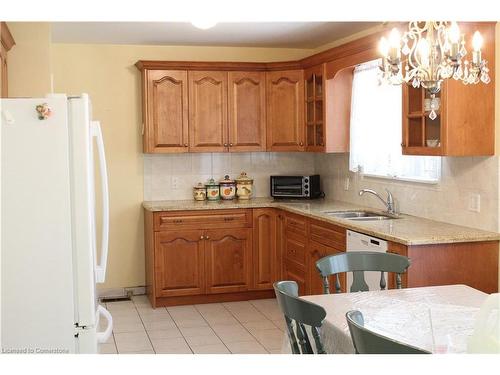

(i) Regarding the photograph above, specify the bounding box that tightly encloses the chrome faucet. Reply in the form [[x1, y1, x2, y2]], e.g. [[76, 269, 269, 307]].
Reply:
[[359, 188, 395, 215]]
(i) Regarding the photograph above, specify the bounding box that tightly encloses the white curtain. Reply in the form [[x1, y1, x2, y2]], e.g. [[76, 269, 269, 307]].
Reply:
[[349, 59, 441, 183]]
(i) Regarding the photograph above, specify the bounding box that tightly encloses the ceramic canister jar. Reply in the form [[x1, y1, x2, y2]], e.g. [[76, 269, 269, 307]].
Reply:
[[205, 178, 220, 201], [219, 175, 236, 200], [193, 182, 207, 201], [235, 171, 254, 200]]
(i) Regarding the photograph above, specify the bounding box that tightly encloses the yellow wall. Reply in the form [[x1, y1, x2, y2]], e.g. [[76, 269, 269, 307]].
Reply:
[[50, 43, 315, 291], [7, 22, 52, 97]]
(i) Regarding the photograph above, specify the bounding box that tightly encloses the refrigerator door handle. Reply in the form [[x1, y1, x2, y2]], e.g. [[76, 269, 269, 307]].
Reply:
[[96, 305, 113, 344], [91, 121, 109, 283]]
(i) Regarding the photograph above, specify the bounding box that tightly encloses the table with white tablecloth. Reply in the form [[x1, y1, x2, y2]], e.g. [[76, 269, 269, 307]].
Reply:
[[287, 285, 488, 354]]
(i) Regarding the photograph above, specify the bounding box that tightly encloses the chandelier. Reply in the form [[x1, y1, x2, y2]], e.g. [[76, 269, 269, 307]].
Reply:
[[378, 22, 490, 119]]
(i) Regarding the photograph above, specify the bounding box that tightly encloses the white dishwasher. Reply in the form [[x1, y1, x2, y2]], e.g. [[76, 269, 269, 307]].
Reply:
[[346, 230, 388, 291]]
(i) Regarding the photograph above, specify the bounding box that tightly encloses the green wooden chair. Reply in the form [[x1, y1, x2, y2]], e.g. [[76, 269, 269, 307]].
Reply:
[[316, 251, 411, 294], [346, 310, 430, 354], [273, 281, 327, 354]]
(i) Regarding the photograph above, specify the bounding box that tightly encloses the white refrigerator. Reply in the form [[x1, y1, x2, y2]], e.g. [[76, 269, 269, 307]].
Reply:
[[1, 94, 113, 353]]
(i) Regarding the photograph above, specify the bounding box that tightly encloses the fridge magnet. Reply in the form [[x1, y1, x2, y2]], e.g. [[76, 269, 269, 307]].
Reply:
[[35, 103, 52, 120]]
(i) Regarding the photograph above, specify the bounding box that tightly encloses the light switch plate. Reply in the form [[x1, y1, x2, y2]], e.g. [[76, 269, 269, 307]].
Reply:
[[468, 193, 481, 212]]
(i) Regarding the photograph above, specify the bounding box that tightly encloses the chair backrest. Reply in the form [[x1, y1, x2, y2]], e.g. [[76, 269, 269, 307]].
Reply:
[[346, 310, 430, 354], [273, 281, 327, 354], [316, 251, 410, 294]]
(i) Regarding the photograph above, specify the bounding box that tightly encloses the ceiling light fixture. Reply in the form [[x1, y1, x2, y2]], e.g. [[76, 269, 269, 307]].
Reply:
[[191, 20, 217, 30], [379, 22, 490, 119]]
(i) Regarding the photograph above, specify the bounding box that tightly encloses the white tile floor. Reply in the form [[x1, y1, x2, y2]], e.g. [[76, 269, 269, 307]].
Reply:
[[99, 296, 288, 354]]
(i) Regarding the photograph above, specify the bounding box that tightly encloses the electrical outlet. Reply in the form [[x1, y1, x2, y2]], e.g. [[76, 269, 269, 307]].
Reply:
[[344, 176, 350, 191], [468, 193, 481, 213], [171, 177, 180, 190]]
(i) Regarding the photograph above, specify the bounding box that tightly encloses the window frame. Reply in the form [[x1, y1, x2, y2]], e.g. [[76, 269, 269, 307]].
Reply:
[[348, 59, 441, 184]]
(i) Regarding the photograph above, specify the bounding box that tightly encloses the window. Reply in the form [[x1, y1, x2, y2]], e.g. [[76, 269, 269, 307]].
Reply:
[[349, 59, 441, 183]]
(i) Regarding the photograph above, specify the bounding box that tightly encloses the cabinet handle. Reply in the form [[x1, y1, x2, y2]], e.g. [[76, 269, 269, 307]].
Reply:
[[200, 235, 204, 240], [299, 142, 304, 146], [224, 143, 228, 147], [184, 143, 188, 147], [173, 219, 183, 224], [401, 142, 405, 147], [205, 235, 210, 240], [229, 143, 233, 147]]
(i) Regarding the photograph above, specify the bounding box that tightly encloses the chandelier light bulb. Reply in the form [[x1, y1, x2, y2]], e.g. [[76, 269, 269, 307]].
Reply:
[[378, 21, 491, 114], [448, 22, 460, 44], [472, 31, 483, 51], [417, 38, 430, 67], [379, 37, 389, 58], [389, 28, 400, 48]]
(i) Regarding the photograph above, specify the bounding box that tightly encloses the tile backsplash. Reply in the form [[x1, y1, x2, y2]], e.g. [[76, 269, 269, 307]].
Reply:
[[144, 152, 316, 201], [315, 153, 499, 232], [144, 151, 498, 232]]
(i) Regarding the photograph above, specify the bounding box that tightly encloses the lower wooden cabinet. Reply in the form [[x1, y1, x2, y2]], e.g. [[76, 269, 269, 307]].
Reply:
[[205, 228, 252, 294], [307, 240, 345, 295], [387, 240, 499, 294], [154, 230, 205, 297], [145, 206, 497, 307], [145, 208, 274, 307], [252, 208, 278, 290], [283, 260, 307, 296]]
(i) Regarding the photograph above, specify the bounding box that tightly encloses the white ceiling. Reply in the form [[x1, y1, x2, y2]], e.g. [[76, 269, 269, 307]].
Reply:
[[51, 22, 379, 49]]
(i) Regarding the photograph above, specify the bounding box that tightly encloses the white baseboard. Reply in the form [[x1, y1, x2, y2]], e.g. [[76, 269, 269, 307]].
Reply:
[[98, 286, 146, 299]]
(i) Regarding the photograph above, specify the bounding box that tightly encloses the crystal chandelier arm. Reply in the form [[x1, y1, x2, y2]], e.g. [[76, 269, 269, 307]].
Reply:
[[378, 20, 490, 106]]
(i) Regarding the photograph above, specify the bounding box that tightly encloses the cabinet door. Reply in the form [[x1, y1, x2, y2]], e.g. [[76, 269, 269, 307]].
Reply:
[[305, 65, 325, 152], [307, 241, 345, 295], [144, 70, 189, 153], [283, 261, 306, 296], [402, 83, 444, 156], [387, 241, 408, 289], [205, 228, 252, 294], [276, 211, 286, 282], [189, 71, 228, 152], [228, 71, 266, 152], [266, 70, 305, 151], [154, 230, 205, 297], [252, 208, 277, 290]]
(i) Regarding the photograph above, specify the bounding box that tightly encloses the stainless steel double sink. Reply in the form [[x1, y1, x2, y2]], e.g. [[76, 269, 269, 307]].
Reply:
[[320, 210, 399, 221]]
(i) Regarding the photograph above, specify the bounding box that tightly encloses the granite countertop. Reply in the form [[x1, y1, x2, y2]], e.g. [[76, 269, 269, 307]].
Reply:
[[142, 197, 500, 246]]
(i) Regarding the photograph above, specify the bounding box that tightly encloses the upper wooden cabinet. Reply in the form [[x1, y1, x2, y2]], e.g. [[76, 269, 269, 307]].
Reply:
[[1, 22, 15, 98], [137, 22, 495, 156], [142, 70, 189, 153], [402, 22, 495, 156], [266, 70, 305, 151], [188, 71, 228, 152], [304, 65, 326, 152], [228, 71, 267, 151]]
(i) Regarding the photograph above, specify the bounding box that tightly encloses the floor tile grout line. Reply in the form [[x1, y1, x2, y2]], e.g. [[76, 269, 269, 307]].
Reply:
[[108, 298, 281, 354], [155, 305, 194, 354], [218, 302, 273, 353], [192, 304, 232, 354], [131, 300, 156, 354]]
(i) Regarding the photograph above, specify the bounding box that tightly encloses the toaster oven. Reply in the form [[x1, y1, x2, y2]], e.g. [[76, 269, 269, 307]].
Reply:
[[270, 175, 321, 199]]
